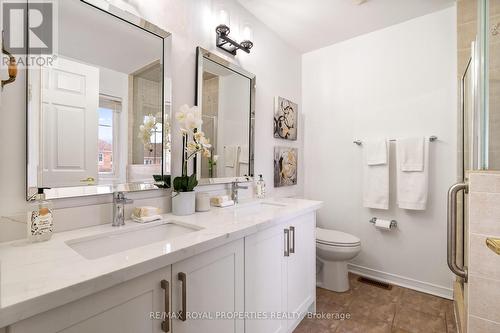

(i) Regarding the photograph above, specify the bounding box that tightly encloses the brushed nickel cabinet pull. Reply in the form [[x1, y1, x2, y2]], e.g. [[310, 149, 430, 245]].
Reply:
[[289, 226, 296, 254], [486, 238, 500, 255], [284, 229, 290, 257], [160, 279, 170, 332], [178, 272, 187, 322]]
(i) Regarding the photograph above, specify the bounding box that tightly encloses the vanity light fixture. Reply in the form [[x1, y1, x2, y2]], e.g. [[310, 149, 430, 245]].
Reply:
[[215, 10, 253, 55]]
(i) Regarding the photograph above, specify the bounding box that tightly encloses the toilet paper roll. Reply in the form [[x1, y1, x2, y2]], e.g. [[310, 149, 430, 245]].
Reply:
[[375, 219, 392, 230]]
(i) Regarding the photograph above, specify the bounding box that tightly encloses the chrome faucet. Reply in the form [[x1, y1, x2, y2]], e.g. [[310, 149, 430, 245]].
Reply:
[[231, 181, 249, 204], [113, 192, 134, 227]]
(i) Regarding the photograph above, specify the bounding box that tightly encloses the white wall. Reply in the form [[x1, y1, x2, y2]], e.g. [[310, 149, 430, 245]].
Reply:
[[303, 7, 457, 297], [0, 0, 302, 241]]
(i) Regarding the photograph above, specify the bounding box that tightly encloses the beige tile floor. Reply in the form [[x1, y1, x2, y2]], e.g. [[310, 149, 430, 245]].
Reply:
[[294, 274, 456, 333]]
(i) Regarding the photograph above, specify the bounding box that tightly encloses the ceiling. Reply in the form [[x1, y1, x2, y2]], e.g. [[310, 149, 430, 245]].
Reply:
[[237, 0, 456, 53]]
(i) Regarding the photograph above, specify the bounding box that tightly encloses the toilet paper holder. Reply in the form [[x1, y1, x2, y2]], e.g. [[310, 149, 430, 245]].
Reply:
[[369, 217, 398, 229]]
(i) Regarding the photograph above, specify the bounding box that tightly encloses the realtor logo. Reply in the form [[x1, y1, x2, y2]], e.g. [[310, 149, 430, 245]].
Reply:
[[3, 0, 55, 55]]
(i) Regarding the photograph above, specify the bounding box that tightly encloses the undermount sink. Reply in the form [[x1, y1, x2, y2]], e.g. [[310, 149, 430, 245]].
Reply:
[[66, 221, 202, 260], [232, 201, 288, 217]]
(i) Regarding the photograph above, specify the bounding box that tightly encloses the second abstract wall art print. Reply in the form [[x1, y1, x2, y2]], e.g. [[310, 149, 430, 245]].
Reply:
[[274, 147, 298, 187]]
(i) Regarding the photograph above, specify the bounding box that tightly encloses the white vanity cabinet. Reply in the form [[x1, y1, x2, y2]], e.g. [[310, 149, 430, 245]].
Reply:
[[9, 266, 172, 333], [4, 210, 318, 333], [171, 239, 245, 333], [245, 212, 316, 333]]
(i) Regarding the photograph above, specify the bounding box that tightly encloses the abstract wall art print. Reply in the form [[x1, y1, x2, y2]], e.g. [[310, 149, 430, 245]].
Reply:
[[274, 97, 298, 141], [274, 147, 298, 187]]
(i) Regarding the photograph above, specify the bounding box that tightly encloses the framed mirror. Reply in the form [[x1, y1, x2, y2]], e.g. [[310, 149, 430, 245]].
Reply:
[[26, 0, 172, 200], [195, 47, 255, 185]]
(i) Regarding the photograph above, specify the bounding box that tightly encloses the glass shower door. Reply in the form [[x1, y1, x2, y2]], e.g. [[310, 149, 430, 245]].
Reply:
[[475, 0, 500, 170]]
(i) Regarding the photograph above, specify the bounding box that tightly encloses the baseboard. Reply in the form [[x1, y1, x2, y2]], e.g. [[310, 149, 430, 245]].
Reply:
[[348, 263, 453, 300]]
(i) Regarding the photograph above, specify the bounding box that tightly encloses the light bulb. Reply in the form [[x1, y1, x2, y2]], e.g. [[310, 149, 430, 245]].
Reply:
[[242, 24, 253, 41], [219, 9, 229, 27]]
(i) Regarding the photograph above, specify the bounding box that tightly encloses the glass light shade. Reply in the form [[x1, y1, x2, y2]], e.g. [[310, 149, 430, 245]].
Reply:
[[219, 9, 230, 27], [242, 24, 253, 41]]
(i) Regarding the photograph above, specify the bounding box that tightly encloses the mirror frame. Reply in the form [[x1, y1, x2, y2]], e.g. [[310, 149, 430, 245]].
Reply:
[[195, 47, 256, 185], [26, 0, 172, 200]]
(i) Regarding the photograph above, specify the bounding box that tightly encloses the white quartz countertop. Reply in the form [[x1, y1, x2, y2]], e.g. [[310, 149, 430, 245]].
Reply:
[[0, 198, 322, 327]]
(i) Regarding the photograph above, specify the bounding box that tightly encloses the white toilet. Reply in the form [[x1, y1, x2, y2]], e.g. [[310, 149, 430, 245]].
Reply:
[[316, 227, 361, 292]]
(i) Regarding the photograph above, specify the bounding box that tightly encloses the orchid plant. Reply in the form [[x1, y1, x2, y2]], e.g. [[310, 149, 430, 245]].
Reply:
[[174, 104, 212, 193]]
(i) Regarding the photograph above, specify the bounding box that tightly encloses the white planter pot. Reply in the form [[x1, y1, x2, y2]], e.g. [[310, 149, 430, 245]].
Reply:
[[172, 191, 196, 216]]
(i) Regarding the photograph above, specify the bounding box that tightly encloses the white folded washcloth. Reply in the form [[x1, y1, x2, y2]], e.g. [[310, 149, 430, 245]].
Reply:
[[217, 200, 235, 208], [396, 138, 430, 210], [398, 137, 425, 171], [363, 140, 389, 210], [365, 140, 388, 166], [210, 195, 230, 206], [132, 215, 163, 223]]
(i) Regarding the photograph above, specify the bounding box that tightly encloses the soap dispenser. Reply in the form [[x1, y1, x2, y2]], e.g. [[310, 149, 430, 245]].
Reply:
[[27, 188, 54, 242], [256, 175, 266, 199]]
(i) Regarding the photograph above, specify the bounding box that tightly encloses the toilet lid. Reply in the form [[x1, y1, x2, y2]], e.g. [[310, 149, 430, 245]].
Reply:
[[316, 228, 361, 246]]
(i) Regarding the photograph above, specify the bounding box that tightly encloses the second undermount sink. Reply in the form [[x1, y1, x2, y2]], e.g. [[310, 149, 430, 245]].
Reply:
[[232, 201, 289, 217], [66, 221, 202, 260]]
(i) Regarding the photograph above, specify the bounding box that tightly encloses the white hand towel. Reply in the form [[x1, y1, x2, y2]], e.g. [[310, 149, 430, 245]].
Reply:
[[363, 140, 389, 210], [365, 140, 388, 165], [239, 146, 249, 164], [397, 138, 430, 210], [224, 146, 238, 167], [398, 137, 425, 171]]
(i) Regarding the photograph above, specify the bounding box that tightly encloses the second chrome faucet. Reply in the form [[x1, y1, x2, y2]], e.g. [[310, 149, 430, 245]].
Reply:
[[113, 192, 134, 227]]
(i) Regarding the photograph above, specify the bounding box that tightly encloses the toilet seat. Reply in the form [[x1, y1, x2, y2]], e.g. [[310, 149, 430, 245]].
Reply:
[[316, 228, 361, 247]]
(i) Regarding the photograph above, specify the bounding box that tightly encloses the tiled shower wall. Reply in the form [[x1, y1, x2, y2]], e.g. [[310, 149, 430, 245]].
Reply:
[[468, 172, 500, 332]]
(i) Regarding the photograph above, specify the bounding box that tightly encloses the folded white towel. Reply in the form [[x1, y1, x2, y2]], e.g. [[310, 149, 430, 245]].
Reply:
[[224, 146, 239, 167], [132, 206, 160, 218], [132, 215, 162, 223], [398, 137, 425, 171], [397, 138, 430, 210], [210, 195, 230, 206], [212, 200, 235, 208], [363, 140, 389, 210], [365, 140, 388, 166], [239, 146, 249, 164]]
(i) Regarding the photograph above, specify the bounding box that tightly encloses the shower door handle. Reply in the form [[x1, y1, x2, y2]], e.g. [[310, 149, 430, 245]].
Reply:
[[447, 182, 468, 281]]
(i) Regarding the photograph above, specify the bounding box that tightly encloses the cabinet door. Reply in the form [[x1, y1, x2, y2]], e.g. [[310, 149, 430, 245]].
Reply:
[[171, 239, 244, 333], [287, 213, 316, 329], [9, 266, 171, 333], [245, 224, 288, 333]]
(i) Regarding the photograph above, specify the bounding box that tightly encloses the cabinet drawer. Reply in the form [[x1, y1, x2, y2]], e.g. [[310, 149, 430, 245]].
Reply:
[[9, 266, 171, 333]]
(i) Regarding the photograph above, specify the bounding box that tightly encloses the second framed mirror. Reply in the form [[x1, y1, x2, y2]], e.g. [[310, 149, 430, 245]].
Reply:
[[195, 47, 255, 185]]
